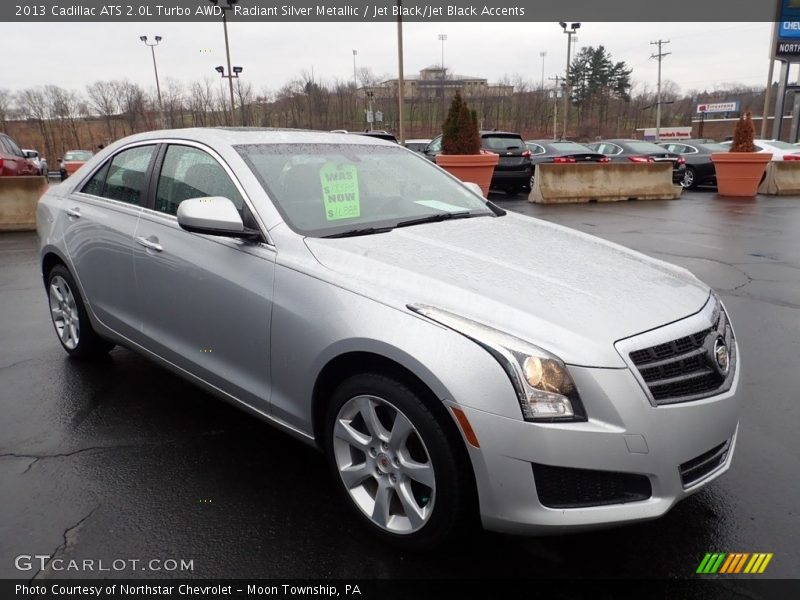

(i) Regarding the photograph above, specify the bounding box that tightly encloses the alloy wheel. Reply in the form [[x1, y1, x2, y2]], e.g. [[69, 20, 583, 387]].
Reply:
[[49, 275, 80, 350], [332, 394, 435, 534], [681, 168, 695, 189]]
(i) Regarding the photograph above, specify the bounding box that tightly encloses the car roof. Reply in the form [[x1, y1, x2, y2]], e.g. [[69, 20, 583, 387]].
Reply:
[[113, 127, 398, 148]]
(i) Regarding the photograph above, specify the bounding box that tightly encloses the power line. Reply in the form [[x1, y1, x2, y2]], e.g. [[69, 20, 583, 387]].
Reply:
[[650, 39, 671, 139]]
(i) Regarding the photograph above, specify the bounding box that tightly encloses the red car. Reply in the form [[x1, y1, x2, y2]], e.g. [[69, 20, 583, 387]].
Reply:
[[0, 133, 39, 176]]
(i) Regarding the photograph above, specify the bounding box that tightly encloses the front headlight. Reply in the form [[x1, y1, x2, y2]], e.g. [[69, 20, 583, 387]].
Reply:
[[408, 304, 585, 422]]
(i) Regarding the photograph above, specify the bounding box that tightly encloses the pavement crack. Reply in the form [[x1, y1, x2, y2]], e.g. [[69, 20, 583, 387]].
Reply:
[[30, 506, 98, 581], [0, 447, 110, 473]]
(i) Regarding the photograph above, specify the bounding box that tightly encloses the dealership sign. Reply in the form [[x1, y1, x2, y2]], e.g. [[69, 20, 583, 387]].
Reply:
[[641, 127, 692, 141], [696, 102, 740, 114], [780, 0, 800, 40]]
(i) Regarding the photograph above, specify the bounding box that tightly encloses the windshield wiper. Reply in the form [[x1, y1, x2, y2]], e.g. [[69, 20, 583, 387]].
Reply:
[[323, 226, 395, 239], [395, 211, 474, 229]]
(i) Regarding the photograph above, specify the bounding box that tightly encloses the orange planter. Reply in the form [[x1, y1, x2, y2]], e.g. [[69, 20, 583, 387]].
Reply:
[[435, 152, 499, 197], [711, 152, 772, 197]]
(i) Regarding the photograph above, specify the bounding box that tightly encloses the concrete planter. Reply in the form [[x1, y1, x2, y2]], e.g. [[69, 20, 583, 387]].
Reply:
[[435, 152, 499, 197], [0, 176, 48, 231]]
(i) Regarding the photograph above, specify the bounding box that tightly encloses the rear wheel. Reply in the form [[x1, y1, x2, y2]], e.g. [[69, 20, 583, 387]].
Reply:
[[681, 166, 698, 190], [47, 265, 114, 358], [324, 373, 472, 549]]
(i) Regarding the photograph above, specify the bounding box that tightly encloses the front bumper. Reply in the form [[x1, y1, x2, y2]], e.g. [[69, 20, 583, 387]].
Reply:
[[457, 358, 741, 535]]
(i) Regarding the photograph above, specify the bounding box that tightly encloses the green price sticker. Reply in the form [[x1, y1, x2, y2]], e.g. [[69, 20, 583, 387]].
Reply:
[[320, 163, 360, 221]]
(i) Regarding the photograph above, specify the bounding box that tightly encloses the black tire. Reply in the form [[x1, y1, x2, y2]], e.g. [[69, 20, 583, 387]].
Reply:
[[46, 264, 115, 359], [681, 166, 698, 190], [324, 373, 474, 550]]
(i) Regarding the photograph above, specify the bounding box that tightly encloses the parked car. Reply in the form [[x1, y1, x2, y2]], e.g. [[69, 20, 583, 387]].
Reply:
[[586, 139, 686, 184], [719, 139, 800, 161], [59, 150, 94, 180], [38, 128, 741, 549], [424, 131, 532, 195], [405, 139, 431, 153], [22, 149, 47, 175], [525, 140, 609, 185], [658, 140, 728, 190], [0, 133, 39, 176]]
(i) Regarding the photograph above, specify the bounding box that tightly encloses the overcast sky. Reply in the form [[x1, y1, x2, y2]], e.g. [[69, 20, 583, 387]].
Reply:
[[0, 21, 777, 98]]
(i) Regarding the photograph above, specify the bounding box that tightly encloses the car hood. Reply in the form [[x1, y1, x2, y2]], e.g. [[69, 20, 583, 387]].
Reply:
[[304, 212, 709, 367]]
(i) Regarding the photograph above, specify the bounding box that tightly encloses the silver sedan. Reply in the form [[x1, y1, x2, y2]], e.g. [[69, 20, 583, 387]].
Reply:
[[37, 128, 742, 549]]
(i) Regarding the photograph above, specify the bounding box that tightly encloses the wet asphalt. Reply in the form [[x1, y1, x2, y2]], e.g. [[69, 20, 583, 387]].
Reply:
[[0, 190, 798, 580]]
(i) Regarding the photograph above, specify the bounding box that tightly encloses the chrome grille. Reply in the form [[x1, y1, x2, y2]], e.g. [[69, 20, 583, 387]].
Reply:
[[628, 301, 735, 405]]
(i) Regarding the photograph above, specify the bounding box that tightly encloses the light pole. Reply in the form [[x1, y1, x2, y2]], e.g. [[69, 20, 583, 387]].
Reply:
[[139, 35, 165, 128], [559, 21, 580, 139], [209, 0, 239, 126], [539, 51, 547, 90], [215, 65, 244, 125], [438, 33, 447, 120], [549, 75, 563, 140], [352, 49, 358, 88]]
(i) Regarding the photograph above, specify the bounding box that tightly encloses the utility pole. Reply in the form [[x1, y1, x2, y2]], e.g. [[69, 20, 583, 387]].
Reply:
[[438, 34, 447, 122], [549, 75, 563, 140], [650, 39, 671, 141], [396, 1, 405, 144], [352, 49, 358, 88]]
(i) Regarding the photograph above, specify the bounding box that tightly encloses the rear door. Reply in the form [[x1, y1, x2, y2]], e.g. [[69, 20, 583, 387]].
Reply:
[[132, 142, 275, 411], [62, 143, 157, 339]]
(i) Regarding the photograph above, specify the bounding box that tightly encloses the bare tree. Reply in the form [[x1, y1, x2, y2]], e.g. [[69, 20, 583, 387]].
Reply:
[[86, 81, 119, 140]]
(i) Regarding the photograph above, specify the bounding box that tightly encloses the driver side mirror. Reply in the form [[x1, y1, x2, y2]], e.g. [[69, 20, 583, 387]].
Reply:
[[462, 181, 483, 197], [177, 197, 260, 241]]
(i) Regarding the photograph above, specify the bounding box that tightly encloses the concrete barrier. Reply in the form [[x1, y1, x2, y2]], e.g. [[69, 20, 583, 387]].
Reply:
[[529, 162, 682, 204], [0, 176, 48, 231], [758, 161, 800, 196]]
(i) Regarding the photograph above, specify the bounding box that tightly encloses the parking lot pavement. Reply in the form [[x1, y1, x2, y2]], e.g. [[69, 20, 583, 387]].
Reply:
[[1, 191, 798, 579]]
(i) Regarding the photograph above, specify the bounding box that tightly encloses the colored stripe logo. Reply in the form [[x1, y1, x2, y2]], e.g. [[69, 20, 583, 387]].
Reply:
[[697, 552, 773, 574]]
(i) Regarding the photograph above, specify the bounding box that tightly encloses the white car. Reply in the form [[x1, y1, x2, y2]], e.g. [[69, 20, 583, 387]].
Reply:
[[22, 149, 47, 175], [720, 139, 800, 161]]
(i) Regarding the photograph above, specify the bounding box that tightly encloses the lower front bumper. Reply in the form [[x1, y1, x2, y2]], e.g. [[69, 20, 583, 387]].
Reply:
[[456, 363, 742, 535]]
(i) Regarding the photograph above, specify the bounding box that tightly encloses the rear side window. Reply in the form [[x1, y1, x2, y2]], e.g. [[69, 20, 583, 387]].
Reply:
[[83, 145, 155, 206], [526, 143, 546, 155], [482, 136, 525, 151], [155, 145, 244, 216], [81, 161, 111, 196]]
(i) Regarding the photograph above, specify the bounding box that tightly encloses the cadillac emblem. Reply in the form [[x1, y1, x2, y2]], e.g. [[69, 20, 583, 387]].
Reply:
[[713, 336, 730, 376]]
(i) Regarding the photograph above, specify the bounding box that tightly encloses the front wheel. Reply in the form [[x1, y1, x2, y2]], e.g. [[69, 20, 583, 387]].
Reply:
[[47, 265, 115, 358], [324, 373, 472, 549]]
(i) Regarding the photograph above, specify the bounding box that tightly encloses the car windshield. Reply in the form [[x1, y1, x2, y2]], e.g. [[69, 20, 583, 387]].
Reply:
[[482, 135, 525, 150], [237, 143, 494, 237], [625, 142, 670, 154], [551, 142, 596, 153], [765, 140, 797, 150], [64, 151, 92, 161]]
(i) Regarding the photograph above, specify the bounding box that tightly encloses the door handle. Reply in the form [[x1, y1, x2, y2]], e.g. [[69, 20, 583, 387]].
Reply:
[[66, 207, 81, 218], [135, 236, 163, 252]]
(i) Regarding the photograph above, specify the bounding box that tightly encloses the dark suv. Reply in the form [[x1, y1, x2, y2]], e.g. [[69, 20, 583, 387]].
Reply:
[[1, 133, 39, 176], [423, 131, 532, 195]]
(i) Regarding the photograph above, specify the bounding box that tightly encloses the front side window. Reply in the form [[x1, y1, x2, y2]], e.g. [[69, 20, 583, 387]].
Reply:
[[156, 145, 244, 216], [237, 143, 494, 238], [100, 145, 156, 205]]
